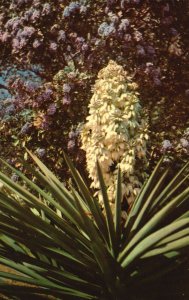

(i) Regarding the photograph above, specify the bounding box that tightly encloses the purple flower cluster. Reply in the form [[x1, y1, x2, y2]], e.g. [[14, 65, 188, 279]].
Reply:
[[42, 3, 51, 16], [98, 22, 115, 37], [24, 81, 38, 93], [42, 88, 53, 100], [40, 116, 51, 130], [63, 83, 71, 94], [47, 103, 56, 115], [5, 104, 15, 116], [136, 45, 145, 57], [49, 41, 58, 51], [161, 140, 172, 153], [33, 39, 42, 48], [144, 63, 161, 86], [11, 173, 19, 182], [11, 26, 35, 51], [0, 31, 10, 42], [180, 138, 189, 148], [30, 9, 41, 23], [62, 95, 71, 105], [67, 128, 80, 151], [57, 30, 66, 42], [63, 2, 81, 18], [36, 148, 46, 158], [20, 122, 31, 135], [118, 19, 130, 32], [5, 17, 22, 31], [67, 139, 75, 151], [21, 26, 36, 38], [0, 0, 188, 183]]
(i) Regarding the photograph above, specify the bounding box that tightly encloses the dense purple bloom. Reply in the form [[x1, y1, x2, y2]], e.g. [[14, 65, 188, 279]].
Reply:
[[146, 45, 156, 56], [42, 3, 51, 16], [33, 39, 42, 48], [1, 31, 10, 42], [5, 104, 15, 115], [30, 9, 40, 22], [11, 26, 35, 50], [36, 148, 46, 157], [23, 9, 34, 21], [170, 28, 178, 36], [63, 7, 71, 18], [75, 37, 86, 50], [63, 2, 80, 17], [49, 42, 58, 51], [47, 103, 56, 115], [12, 20, 21, 31], [11, 173, 19, 182], [12, 38, 25, 50], [118, 19, 130, 32], [80, 5, 87, 14], [24, 81, 38, 92], [21, 26, 35, 38], [98, 22, 115, 37], [35, 95, 43, 104], [19, 38, 27, 48], [30, 64, 43, 73], [57, 30, 66, 42], [180, 138, 189, 148], [67, 140, 75, 151], [42, 88, 53, 100], [133, 30, 143, 41], [5, 17, 20, 30], [62, 95, 71, 105], [69, 2, 80, 10], [20, 122, 31, 135], [69, 130, 77, 139], [81, 43, 89, 52], [161, 140, 172, 152], [76, 37, 85, 44], [136, 45, 145, 57], [124, 34, 132, 42], [63, 83, 71, 93]]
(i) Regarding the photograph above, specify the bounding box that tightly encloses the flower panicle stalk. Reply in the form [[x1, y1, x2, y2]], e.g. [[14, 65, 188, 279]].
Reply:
[[81, 60, 149, 209]]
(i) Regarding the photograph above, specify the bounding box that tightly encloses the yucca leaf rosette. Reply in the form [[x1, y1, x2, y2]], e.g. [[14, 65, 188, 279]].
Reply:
[[0, 153, 188, 299]]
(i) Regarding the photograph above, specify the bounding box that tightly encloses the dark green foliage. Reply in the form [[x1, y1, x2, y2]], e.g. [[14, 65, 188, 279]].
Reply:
[[0, 152, 188, 299], [0, 0, 189, 179]]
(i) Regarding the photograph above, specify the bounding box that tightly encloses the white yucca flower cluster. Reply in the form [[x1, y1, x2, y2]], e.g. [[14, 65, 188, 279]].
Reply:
[[81, 60, 149, 207]]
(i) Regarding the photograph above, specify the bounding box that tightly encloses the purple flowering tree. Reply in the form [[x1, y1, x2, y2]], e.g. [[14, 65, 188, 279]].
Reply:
[[0, 0, 188, 179]]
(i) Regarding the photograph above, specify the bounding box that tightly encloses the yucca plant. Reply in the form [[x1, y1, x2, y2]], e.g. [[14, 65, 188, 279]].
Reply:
[[0, 151, 188, 300]]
